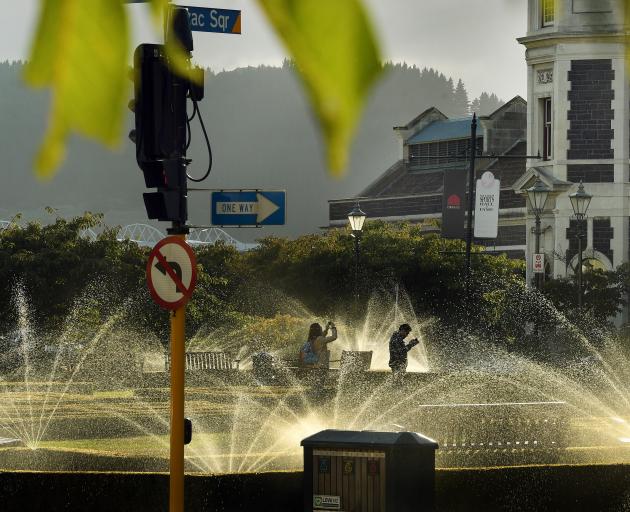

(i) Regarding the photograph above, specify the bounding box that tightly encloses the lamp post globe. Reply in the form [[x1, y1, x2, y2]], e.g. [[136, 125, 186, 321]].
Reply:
[[526, 178, 550, 215], [568, 181, 592, 310], [526, 178, 551, 290], [347, 202, 366, 307], [348, 203, 366, 232], [569, 180, 592, 219]]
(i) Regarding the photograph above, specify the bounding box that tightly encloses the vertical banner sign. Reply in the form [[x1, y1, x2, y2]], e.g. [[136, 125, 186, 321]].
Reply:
[[474, 171, 500, 238], [442, 168, 467, 239], [533, 253, 545, 273]]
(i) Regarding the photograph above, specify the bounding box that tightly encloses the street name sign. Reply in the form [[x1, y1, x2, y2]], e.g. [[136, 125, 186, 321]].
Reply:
[[147, 236, 197, 310], [181, 6, 242, 34], [211, 190, 286, 226]]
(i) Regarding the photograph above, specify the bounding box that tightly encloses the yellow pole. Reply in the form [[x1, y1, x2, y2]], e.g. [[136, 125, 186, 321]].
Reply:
[[170, 304, 185, 512]]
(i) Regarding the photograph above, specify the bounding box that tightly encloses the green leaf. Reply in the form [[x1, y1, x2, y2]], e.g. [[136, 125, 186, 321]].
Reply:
[[24, 0, 130, 178], [24, 0, 378, 178], [257, 0, 382, 175]]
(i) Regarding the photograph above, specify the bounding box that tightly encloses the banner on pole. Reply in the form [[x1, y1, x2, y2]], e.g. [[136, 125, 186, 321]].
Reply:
[[474, 171, 500, 239], [441, 168, 467, 239], [533, 253, 545, 274]]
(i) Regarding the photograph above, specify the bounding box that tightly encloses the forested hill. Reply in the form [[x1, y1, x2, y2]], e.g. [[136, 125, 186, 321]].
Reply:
[[0, 60, 504, 241]]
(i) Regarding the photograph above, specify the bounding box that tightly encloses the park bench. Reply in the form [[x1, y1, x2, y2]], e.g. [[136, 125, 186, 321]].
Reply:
[[164, 351, 240, 371]]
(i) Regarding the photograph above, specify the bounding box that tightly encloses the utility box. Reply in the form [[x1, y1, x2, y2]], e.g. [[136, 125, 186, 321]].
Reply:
[[301, 429, 438, 512]]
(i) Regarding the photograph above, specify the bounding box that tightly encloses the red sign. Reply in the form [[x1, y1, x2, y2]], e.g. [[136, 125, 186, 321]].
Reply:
[[442, 168, 467, 239], [367, 459, 380, 475], [533, 253, 544, 274], [146, 236, 197, 310], [447, 194, 461, 209]]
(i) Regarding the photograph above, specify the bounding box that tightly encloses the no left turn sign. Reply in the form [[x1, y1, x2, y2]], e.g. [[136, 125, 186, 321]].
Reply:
[[147, 236, 197, 310]]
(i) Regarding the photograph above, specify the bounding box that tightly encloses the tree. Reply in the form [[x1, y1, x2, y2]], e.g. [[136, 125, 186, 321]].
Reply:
[[453, 79, 470, 117], [1, 215, 528, 351], [240, 221, 524, 330], [0, 213, 248, 343], [0, 213, 149, 333], [470, 92, 505, 116], [542, 268, 625, 325]]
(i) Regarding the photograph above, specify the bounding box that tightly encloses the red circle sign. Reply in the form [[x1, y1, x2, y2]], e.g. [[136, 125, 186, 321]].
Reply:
[[146, 236, 197, 310]]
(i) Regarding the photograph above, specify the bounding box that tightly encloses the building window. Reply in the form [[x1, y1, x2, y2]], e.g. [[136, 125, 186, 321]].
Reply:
[[593, 217, 613, 263], [542, 0, 554, 26], [409, 138, 480, 167], [542, 97, 552, 159]]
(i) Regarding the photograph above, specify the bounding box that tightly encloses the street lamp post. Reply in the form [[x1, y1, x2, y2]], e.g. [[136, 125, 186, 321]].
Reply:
[[526, 179, 550, 290], [347, 202, 366, 305], [569, 181, 592, 309]]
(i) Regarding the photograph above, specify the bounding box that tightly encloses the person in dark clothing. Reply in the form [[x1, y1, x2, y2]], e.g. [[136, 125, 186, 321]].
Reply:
[[388, 323, 419, 381]]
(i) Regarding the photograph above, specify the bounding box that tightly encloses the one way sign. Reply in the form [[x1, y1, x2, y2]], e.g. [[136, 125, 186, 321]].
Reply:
[[211, 190, 286, 226]]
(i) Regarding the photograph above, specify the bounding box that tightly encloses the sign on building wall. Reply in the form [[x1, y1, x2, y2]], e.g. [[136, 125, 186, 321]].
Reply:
[[474, 171, 500, 239], [536, 69, 553, 84], [441, 168, 467, 239]]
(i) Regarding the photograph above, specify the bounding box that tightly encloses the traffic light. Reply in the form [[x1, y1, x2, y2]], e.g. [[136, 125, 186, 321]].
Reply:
[[131, 44, 165, 163], [130, 44, 187, 224], [142, 158, 187, 223], [129, 6, 196, 228]]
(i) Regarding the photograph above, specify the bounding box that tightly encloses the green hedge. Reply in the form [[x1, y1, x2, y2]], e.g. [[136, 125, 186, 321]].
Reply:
[[2, 463, 630, 511], [0, 470, 302, 512], [437, 464, 630, 511]]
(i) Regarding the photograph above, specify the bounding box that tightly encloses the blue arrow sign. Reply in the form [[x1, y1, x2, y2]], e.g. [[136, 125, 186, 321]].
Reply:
[[181, 6, 241, 34], [211, 191, 286, 226]]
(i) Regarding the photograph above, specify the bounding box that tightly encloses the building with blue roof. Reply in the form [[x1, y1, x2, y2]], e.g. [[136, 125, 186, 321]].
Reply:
[[328, 96, 528, 259], [405, 118, 473, 145], [330, 0, 630, 323]]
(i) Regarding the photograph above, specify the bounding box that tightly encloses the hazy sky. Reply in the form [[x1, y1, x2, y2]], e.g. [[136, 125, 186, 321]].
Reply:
[[1, 0, 527, 101]]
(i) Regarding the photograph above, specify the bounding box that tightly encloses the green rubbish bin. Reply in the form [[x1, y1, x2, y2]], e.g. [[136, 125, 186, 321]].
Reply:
[[301, 429, 438, 512]]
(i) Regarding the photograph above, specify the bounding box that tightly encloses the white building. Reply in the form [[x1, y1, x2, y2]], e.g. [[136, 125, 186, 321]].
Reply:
[[514, 0, 628, 283]]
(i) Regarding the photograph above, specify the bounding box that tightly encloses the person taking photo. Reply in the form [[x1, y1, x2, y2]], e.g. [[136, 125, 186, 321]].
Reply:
[[388, 323, 419, 381], [300, 321, 337, 368]]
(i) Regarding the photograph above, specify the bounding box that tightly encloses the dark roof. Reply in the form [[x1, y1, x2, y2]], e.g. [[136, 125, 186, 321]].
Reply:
[[329, 194, 443, 221], [485, 140, 527, 187], [361, 161, 448, 198], [394, 106, 447, 131], [407, 118, 474, 144], [356, 140, 526, 200], [301, 429, 438, 449], [360, 160, 407, 196], [479, 95, 527, 120], [376, 98, 527, 197]]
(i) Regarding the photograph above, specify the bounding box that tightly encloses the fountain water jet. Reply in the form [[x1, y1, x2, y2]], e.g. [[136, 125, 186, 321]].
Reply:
[[3, 282, 630, 473]]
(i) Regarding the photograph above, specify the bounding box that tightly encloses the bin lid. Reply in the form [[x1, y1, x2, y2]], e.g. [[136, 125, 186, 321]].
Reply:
[[301, 429, 438, 449]]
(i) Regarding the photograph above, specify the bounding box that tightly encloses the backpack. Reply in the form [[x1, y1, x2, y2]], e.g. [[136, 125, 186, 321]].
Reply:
[[300, 340, 319, 365]]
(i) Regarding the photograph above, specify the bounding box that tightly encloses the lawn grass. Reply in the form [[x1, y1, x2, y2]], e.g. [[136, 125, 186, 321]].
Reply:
[[36, 432, 232, 459]]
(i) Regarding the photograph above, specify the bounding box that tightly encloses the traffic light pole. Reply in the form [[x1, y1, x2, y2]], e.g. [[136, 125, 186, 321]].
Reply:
[[131, 6, 199, 511], [164, 9, 190, 512], [169, 298, 186, 512]]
